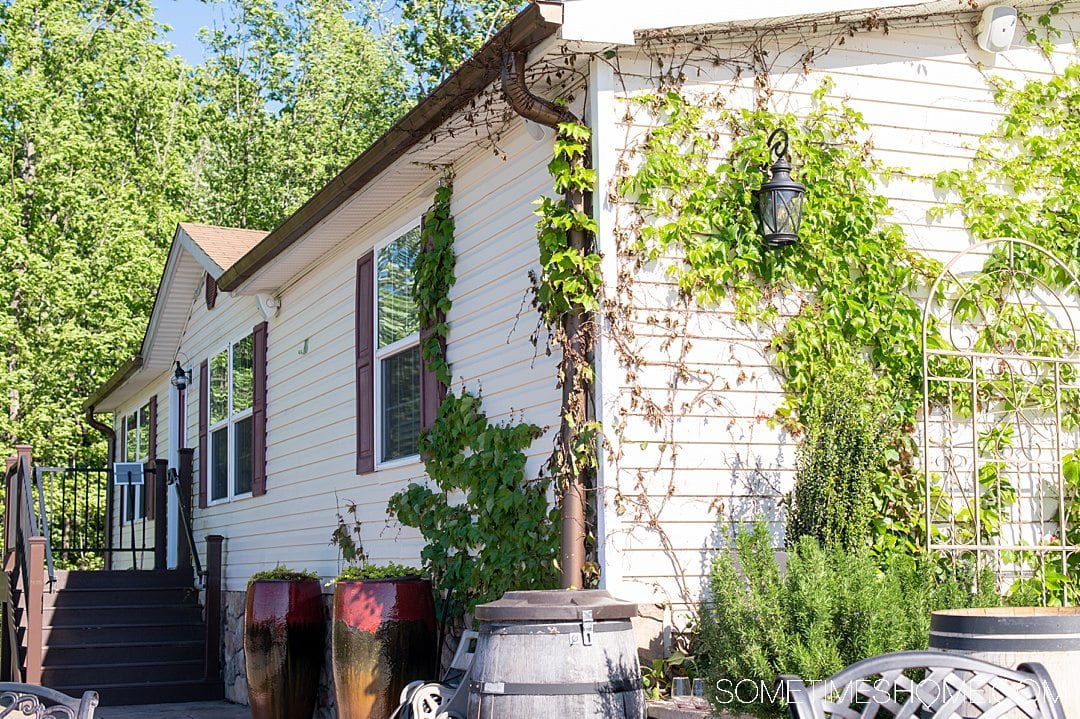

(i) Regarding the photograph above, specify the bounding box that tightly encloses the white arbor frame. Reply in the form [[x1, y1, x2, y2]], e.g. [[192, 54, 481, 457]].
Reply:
[[921, 238, 1080, 605]]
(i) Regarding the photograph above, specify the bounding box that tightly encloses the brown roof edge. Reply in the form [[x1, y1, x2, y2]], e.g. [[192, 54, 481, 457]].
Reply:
[[217, 1, 564, 292], [83, 355, 144, 412]]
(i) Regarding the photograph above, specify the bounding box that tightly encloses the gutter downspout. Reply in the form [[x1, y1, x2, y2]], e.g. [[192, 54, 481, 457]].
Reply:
[[502, 51, 592, 591], [85, 405, 116, 570]]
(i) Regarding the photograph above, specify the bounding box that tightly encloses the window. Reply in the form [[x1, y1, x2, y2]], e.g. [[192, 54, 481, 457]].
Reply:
[[123, 403, 151, 521], [208, 334, 254, 501], [375, 226, 421, 463]]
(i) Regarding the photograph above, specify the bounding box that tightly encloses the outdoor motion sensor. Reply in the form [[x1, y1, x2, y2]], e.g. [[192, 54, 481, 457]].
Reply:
[[976, 4, 1017, 53]]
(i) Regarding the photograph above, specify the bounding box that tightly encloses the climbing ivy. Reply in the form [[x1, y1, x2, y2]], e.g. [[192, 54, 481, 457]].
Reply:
[[532, 120, 603, 586], [623, 86, 942, 428], [388, 392, 557, 616], [412, 184, 456, 386], [932, 59, 1080, 604], [621, 86, 942, 562], [389, 181, 559, 617], [534, 121, 602, 324]]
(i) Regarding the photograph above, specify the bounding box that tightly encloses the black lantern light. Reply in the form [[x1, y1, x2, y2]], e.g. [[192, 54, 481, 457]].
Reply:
[[170, 361, 189, 391], [758, 128, 805, 248]]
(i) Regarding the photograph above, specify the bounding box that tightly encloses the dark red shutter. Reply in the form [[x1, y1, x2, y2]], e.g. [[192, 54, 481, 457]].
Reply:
[[252, 321, 268, 496], [199, 359, 209, 508], [146, 395, 157, 519], [419, 212, 447, 431], [356, 252, 375, 474], [205, 273, 218, 310]]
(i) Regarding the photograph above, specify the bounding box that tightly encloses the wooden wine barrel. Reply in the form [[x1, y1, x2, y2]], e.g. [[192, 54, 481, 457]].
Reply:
[[467, 590, 645, 719], [244, 579, 324, 719], [332, 578, 437, 719], [930, 607, 1080, 718]]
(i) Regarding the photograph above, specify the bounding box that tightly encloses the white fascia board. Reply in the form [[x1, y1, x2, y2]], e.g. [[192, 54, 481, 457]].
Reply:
[[558, 0, 930, 45]]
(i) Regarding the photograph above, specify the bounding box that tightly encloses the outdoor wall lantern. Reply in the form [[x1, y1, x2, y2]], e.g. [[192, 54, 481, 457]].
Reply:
[[758, 128, 805, 248], [170, 361, 190, 391]]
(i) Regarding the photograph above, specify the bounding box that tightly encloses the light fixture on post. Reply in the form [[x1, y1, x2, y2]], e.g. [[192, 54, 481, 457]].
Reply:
[[170, 361, 190, 391], [758, 128, 805, 248]]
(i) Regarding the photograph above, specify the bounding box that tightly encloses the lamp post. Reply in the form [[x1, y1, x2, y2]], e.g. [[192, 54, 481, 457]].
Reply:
[[758, 128, 805, 248]]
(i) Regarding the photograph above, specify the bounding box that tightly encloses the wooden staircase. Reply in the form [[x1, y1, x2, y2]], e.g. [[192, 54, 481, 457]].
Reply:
[[39, 569, 224, 705], [4, 447, 225, 707]]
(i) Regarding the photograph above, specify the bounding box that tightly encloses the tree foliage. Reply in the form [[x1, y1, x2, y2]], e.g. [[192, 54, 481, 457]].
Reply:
[[0, 0, 504, 464]]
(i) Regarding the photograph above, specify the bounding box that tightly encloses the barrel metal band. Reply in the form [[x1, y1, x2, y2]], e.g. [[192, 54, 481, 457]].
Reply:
[[485, 620, 632, 636], [471, 678, 640, 696]]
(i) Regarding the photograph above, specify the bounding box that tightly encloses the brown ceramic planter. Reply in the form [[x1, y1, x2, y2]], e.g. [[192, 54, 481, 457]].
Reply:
[[244, 579, 324, 719], [332, 578, 437, 719]]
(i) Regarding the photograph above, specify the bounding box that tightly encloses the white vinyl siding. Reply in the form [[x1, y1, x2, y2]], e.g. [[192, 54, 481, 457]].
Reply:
[[597, 9, 1080, 623], [181, 122, 561, 591]]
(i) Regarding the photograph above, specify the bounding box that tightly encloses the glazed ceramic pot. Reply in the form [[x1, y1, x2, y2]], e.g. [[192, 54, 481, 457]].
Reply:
[[244, 579, 324, 719], [332, 578, 437, 719]]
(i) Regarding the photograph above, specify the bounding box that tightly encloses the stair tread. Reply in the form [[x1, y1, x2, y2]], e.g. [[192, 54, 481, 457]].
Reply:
[[45, 637, 203, 647]]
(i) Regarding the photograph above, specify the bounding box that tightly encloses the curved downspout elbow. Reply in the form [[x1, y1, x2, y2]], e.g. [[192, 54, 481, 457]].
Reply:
[[501, 51, 579, 128], [86, 405, 117, 569]]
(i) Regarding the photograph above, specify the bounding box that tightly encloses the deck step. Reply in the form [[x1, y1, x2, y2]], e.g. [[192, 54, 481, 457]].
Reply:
[[43, 622, 204, 645], [43, 639, 205, 666], [52, 679, 225, 707], [42, 659, 205, 686], [43, 586, 198, 608], [44, 604, 203, 626], [50, 569, 194, 590], [31, 568, 221, 705]]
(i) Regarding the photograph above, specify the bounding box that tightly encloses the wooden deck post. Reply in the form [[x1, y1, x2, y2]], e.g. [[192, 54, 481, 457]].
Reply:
[[25, 535, 45, 685], [177, 450, 194, 572], [3, 456, 15, 572], [204, 534, 223, 681], [153, 459, 168, 570]]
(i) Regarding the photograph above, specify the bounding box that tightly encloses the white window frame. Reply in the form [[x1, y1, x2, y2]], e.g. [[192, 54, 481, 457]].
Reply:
[[122, 404, 150, 522], [207, 333, 255, 504], [374, 218, 424, 469]]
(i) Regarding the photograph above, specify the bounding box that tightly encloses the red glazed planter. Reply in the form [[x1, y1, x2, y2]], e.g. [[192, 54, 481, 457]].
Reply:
[[332, 578, 437, 719], [244, 579, 324, 719]]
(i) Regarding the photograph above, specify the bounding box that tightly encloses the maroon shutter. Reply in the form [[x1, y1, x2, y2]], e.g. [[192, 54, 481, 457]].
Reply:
[[419, 212, 446, 431], [252, 321, 268, 496], [199, 359, 209, 508], [356, 252, 375, 474], [205, 273, 218, 310], [146, 395, 157, 519]]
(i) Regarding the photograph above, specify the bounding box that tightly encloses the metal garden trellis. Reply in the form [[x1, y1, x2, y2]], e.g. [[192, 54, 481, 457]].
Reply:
[[921, 238, 1080, 605]]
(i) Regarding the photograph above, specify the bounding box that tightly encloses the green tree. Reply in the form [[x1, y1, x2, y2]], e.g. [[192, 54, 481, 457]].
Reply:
[[193, 0, 408, 229], [393, 0, 522, 96], [0, 0, 199, 464]]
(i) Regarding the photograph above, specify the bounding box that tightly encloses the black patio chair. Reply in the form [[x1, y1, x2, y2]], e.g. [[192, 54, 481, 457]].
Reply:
[[780, 650, 1064, 719], [0, 683, 98, 719]]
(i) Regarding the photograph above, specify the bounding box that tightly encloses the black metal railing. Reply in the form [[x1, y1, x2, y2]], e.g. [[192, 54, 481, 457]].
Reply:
[[35, 461, 173, 571]]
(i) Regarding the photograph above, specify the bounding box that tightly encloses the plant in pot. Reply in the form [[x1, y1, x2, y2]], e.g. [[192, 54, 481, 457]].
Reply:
[[330, 500, 437, 719], [244, 565, 324, 719]]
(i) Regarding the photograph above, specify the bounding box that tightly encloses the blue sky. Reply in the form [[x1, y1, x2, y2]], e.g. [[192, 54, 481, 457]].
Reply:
[[153, 0, 221, 64]]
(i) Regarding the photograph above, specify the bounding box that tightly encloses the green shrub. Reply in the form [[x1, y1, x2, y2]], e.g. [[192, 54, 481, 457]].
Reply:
[[700, 520, 998, 717], [786, 356, 891, 552], [335, 563, 421, 582], [249, 565, 319, 583]]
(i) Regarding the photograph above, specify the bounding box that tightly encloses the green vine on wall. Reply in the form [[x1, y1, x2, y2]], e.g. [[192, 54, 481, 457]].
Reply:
[[619, 86, 942, 562], [531, 120, 603, 586], [534, 122, 601, 323], [931, 58, 1080, 603], [389, 181, 559, 618], [413, 184, 456, 386]]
